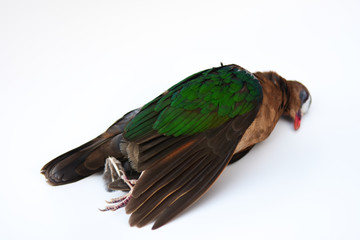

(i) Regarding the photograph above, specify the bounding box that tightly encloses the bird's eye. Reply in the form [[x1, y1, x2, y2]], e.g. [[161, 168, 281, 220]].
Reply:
[[299, 90, 308, 103]]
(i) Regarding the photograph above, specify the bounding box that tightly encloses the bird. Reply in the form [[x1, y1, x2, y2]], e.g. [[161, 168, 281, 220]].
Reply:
[[41, 64, 311, 229]]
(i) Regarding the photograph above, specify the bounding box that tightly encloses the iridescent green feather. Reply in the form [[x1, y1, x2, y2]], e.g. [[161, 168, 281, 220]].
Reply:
[[124, 65, 262, 140]]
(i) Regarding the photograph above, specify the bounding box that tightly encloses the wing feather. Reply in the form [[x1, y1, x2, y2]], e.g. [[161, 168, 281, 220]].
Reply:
[[121, 64, 263, 228], [128, 153, 211, 226], [131, 138, 200, 195], [126, 119, 253, 228], [126, 148, 207, 213]]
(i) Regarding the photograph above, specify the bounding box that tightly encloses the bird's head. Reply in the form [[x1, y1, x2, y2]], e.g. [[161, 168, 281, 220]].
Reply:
[[283, 81, 312, 130]]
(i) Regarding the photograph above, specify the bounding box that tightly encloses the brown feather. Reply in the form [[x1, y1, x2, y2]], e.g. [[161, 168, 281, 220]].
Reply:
[[125, 106, 260, 228], [128, 154, 212, 226], [126, 149, 208, 213], [125, 149, 207, 212], [130, 138, 199, 197]]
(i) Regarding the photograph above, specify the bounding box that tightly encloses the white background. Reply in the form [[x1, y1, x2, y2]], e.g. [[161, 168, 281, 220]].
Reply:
[[1, 0, 359, 239]]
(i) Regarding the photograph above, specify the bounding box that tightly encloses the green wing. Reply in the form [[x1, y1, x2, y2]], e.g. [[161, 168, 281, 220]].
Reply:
[[124, 64, 262, 140]]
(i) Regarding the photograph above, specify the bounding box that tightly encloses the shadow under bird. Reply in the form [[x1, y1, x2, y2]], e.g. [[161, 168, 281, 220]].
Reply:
[[41, 64, 311, 229]]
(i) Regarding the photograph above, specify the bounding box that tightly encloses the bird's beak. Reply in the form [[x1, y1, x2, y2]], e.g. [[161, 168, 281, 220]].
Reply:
[[294, 110, 301, 130]]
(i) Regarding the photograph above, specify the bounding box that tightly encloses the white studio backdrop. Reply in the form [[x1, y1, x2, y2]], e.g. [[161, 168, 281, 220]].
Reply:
[[0, 0, 359, 239]]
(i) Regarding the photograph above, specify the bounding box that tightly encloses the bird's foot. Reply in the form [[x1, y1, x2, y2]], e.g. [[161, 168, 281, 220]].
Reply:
[[99, 194, 132, 211], [99, 157, 137, 211]]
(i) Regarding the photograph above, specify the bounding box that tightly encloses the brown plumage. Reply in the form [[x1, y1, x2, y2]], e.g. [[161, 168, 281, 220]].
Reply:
[[41, 64, 311, 229]]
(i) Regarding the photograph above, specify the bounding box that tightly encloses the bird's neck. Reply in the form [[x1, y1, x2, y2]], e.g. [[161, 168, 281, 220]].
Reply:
[[255, 71, 290, 115], [233, 72, 290, 154]]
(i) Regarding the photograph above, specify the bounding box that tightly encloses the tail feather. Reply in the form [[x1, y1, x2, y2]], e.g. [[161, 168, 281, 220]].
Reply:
[[41, 133, 123, 185], [41, 109, 140, 186]]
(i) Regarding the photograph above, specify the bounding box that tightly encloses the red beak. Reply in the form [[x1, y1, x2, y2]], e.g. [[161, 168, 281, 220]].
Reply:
[[294, 111, 301, 130]]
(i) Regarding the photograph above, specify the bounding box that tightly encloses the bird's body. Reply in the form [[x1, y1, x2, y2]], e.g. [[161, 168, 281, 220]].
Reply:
[[41, 64, 311, 229]]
